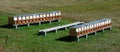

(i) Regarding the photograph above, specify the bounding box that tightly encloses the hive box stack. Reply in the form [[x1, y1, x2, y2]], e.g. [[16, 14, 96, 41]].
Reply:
[[69, 18, 112, 41], [8, 11, 61, 29]]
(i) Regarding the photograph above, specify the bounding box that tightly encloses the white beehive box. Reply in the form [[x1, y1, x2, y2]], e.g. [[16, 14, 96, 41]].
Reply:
[[89, 25, 92, 29], [18, 16, 22, 20], [47, 14, 49, 17], [50, 13, 53, 17], [99, 22, 101, 26], [76, 28, 79, 32], [56, 12, 59, 16], [101, 22, 104, 26], [53, 13, 55, 16], [22, 16, 26, 20], [86, 25, 89, 29], [26, 16, 29, 20], [79, 28, 81, 32], [81, 26, 84, 31], [40, 14, 43, 18], [36, 15, 39, 18], [84, 26, 87, 30], [105, 21, 108, 24], [30, 16, 33, 19], [93, 24, 96, 28], [43, 14, 46, 17], [92, 24, 94, 28], [14, 16, 17, 21], [33, 15, 36, 19], [58, 12, 61, 16], [108, 20, 111, 23]]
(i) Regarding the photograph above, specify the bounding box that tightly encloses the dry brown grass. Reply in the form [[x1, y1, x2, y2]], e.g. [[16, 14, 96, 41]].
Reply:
[[0, 45, 4, 52]]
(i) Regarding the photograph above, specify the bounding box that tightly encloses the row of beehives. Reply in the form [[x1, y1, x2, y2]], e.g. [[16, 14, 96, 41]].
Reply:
[[8, 11, 61, 25], [70, 18, 112, 37]]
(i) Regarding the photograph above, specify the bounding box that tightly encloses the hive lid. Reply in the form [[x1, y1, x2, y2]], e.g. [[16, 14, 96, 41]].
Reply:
[[72, 18, 111, 28], [13, 11, 61, 17]]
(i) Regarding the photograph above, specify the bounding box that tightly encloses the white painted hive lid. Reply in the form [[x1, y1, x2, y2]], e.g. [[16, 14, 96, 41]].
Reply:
[[37, 15, 39, 18], [18, 16, 22, 20], [76, 29, 79, 32], [43, 14, 46, 17], [33, 15, 36, 18], [50, 13, 53, 16], [14, 16, 17, 21], [40, 14, 43, 18], [30, 16, 33, 19], [22, 16, 26, 20], [47, 14, 49, 17], [26, 16, 29, 19]]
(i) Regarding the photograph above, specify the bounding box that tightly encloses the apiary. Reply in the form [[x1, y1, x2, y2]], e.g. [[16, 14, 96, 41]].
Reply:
[[69, 18, 112, 41], [8, 11, 61, 29]]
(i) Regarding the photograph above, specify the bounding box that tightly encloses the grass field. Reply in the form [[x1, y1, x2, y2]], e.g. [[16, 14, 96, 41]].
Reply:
[[0, 0, 120, 52]]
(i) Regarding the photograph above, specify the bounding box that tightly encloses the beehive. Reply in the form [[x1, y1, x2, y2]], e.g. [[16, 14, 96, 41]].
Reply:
[[8, 11, 61, 29], [70, 18, 112, 38]]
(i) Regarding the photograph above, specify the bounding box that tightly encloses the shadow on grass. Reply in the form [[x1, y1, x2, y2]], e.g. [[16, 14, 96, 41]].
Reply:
[[37, 32, 45, 36], [0, 24, 14, 29], [56, 36, 76, 42], [56, 36, 86, 42], [0, 20, 59, 29], [56, 31, 106, 42], [0, 45, 4, 52]]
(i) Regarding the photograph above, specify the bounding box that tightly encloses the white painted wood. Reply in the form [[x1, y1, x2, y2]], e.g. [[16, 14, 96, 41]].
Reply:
[[95, 24, 97, 27], [90, 25, 92, 28], [77, 37, 79, 42], [106, 20, 108, 24], [86, 26, 89, 29], [97, 23, 99, 26], [37, 15, 39, 18], [33, 15, 36, 19], [53, 13, 55, 16], [47, 14, 49, 17], [15, 25, 18, 29], [30, 16, 33, 19], [99, 23, 101, 26], [40, 14, 43, 18], [14, 17, 17, 21], [106, 21, 108, 24], [84, 26, 87, 30], [76, 29, 79, 32], [26, 16, 29, 19], [27, 23, 30, 27], [79, 28, 81, 32], [50, 13, 53, 16], [58, 12, 61, 15], [43, 14, 46, 17], [81, 26, 84, 31], [86, 34, 88, 38], [98, 23, 100, 26], [18, 16, 22, 20], [108, 20, 111, 23], [22, 16, 26, 20], [39, 22, 84, 35], [91, 25, 94, 28], [93, 24, 95, 28], [56, 13, 59, 16], [101, 22, 104, 25]]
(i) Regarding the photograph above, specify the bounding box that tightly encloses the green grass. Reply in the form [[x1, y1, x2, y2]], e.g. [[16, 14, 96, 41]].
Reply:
[[0, 0, 120, 52]]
